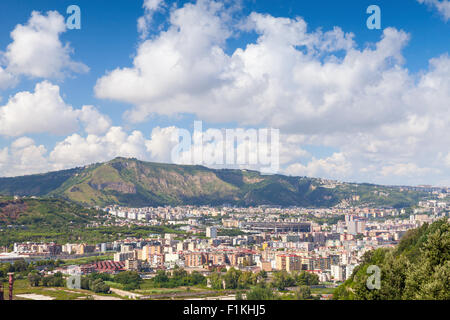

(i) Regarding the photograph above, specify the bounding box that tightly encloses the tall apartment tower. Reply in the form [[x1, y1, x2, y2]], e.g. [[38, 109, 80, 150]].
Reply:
[[206, 226, 217, 239]]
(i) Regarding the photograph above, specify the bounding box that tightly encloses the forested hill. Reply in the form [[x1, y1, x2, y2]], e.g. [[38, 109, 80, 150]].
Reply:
[[0, 157, 429, 208], [0, 197, 102, 227], [333, 219, 450, 300]]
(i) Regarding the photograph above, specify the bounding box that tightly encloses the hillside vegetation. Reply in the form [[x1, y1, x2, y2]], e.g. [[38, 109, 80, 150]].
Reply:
[[0, 197, 101, 227], [0, 196, 191, 247], [0, 157, 428, 208], [333, 219, 450, 300]]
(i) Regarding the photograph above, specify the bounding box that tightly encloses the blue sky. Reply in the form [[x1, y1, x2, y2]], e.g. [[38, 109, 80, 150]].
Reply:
[[0, 0, 449, 186]]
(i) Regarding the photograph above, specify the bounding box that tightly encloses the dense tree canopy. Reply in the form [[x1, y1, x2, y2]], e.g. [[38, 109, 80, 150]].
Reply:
[[334, 219, 450, 300]]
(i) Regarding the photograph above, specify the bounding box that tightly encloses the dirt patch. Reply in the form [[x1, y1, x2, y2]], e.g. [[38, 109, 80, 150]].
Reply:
[[0, 200, 28, 222], [16, 293, 55, 300]]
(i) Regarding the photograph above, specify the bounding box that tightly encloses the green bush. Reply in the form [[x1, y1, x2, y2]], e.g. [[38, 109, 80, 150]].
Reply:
[[27, 271, 42, 287], [114, 271, 142, 290], [246, 283, 279, 300], [42, 272, 65, 287], [90, 278, 110, 293]]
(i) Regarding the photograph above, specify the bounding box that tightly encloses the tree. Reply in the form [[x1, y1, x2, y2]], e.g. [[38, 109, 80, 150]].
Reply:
[[379, 252, 409, 300], [332, 279, 353, 300], [333, 219, 450, 300], [171, 265, 188, 279], [295, 285, 312, 300], [114, 271, 142, 290], [246, 283, 279, 300], [223, 268, 241, 289], [238, 271, 255, 289], [90, 272, 112, 282], [208, 272, 223, 290], [404, 221, 450, 299], [81, 276, 90, 290], [188, 271, 206, 286], [90, 278, 110, 293], [42, 272, 64, 287], [272, 271, 295, 290], [257, 270, 267, 282], [27, 271, 41, 287], [295, 271, 319, 286], [13, 259, 28, 272], [152, 270, 169, 285]]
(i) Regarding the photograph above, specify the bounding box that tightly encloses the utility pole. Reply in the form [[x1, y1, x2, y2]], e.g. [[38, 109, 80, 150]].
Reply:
[[8, 273, 14, 300]]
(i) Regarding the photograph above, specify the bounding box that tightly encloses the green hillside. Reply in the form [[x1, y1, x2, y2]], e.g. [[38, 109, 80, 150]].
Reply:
[[0, 197, 102, 227], [0, 157, 428, 208], [333, 219, 450, 300], [0, 196, 196, 247], [0, 196, 109, 247], [0, 168, 83, 196]]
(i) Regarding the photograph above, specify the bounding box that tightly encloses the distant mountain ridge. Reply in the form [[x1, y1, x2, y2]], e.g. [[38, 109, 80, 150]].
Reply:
[[0, 157, 427, 208]]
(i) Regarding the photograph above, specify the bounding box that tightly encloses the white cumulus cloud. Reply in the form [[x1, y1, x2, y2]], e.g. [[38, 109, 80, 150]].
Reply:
[[418, 0, 450, 21], [3, 10, 88, 80], [1, 0, 449, 186], [0, 81, 79, 136], [0, 137, 48, 177], [284, 153, 351, 180], [0, 67, 17, 90], [0, 81, 111, 137], [93, 0, 450, 185], [138, 0, 165, 39]]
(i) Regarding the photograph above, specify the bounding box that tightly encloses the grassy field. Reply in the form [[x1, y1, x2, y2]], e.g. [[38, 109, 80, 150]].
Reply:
[[104, 280, 125, 289], [105, 279, 208, 295], [310, 287, 336, 295], [61, 253, 114, 266], [2, 278, 334, 300], [136, 286, 206, 295], [2, 279, 123, 300], [4, 279, 86, 300]]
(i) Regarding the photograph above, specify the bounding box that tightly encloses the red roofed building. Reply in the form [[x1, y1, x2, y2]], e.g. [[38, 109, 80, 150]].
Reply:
[[82, 260, 126, 274]]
